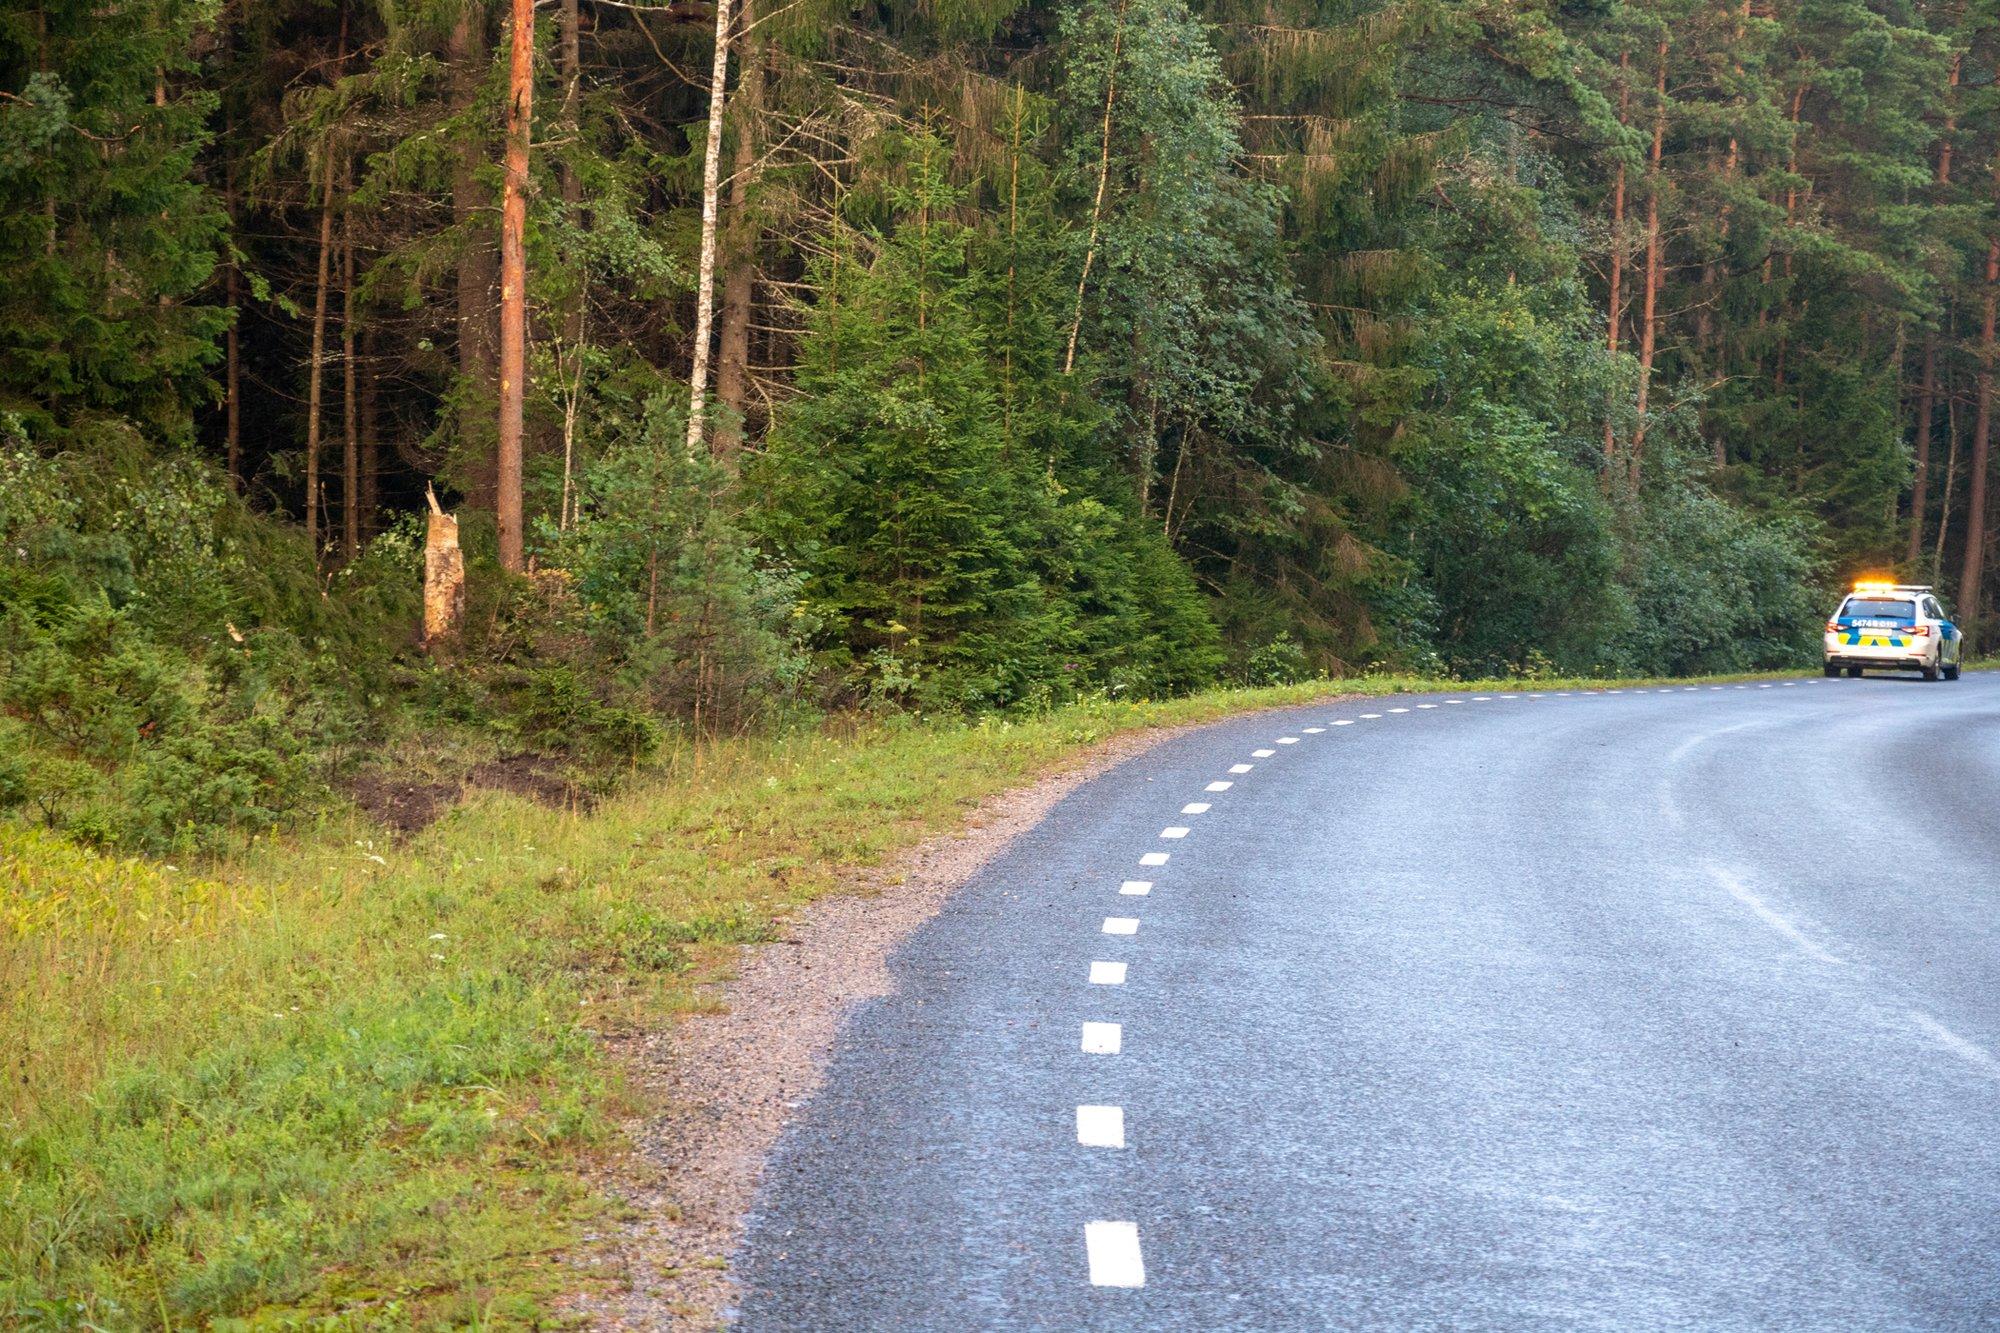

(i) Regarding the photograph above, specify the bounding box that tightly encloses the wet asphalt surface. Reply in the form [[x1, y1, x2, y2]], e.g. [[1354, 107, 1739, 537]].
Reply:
[[730, 673, 2000, 1330]]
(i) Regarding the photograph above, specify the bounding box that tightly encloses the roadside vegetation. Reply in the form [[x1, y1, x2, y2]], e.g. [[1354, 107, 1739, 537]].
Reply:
[[3, 668, 1801, 1328]]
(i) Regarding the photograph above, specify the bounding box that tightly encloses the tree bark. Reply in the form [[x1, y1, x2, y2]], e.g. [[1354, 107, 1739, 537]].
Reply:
[[713, 0, 763, 458], [496, 0, 532, 572], [452, 0, 499, 509], [1604, 50, 1630, 471], [684, 0, 738, 454], [424, 485, 466, 653], [1629, 40, 1667, 489]]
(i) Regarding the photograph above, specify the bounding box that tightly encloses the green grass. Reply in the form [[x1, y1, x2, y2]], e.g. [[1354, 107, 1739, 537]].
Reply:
[[0, 670, 1804, 1328]]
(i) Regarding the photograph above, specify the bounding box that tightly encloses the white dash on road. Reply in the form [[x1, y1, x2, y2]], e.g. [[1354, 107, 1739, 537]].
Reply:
[[1102, 916, 1139, 935], [1332, 719, 1355, 726], [1119, 880, 1152, 896], [1387, 707, 1409, 714], [1278, 736, 1299, 744], [1081, 1022, 1123, 1055], [1085, 1220, 1145, 1287], [1089, 960, 1127, 986], [1206, 780, 1233, 792], [1416, 703, 1438, 709], [1445, 699, 1465, 705], [1359, 713, 1381, 719], [1229, 764, 1253, 774], [1160, 826, 1190, 839], [1253, 748, 1276, 757], [1181, 802, 1210, 815], [1304, 727, 1325, 733], [1139, 851, 1170, 867], [1077, 1105, 1126, 1148], [1473, 696, 1492, 701]]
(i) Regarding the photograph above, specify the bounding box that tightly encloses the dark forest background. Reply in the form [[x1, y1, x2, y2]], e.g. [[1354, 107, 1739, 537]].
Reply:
[[4, 0, 1990, 849]]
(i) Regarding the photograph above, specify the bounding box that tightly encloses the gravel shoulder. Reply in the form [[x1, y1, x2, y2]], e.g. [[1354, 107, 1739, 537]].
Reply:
[[564, 705, 1340, 1329]]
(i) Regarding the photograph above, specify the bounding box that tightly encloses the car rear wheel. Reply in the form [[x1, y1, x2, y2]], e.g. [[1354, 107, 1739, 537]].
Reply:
[[1945, 661, 1962, 681], [1923, 659, 1941, 681], [1845, 665, 1865, 677]]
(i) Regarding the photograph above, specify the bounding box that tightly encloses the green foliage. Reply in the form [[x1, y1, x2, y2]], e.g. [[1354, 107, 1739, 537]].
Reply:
[[756, 131, 1221, 710], [0, 428, 399, 851], [0, 0, 227, 441]]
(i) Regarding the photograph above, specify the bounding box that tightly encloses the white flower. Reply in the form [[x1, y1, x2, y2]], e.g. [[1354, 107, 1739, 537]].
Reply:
[[429, 932, 447, 941]]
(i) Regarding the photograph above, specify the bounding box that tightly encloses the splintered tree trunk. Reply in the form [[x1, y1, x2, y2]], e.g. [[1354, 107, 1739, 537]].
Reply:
[[423, 485, 466, 652], [684, 0, 738, 454], [453, 0, 499, 509], [496, 0, 532, 572], [305, 142, 337, 554], [1604, 50, 1630, 470], [1629, 40, 1667, 490], [713, 0, 763, 458], [1961, 236, 1998, 645], [342, 165, 360, 560]]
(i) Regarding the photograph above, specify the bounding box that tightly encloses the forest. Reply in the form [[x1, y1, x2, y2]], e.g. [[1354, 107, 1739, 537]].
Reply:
[[1, 0, 1990, 849]]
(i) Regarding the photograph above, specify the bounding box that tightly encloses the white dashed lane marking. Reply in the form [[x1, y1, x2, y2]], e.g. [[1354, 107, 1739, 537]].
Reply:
[[1359, 713, 1381, 719], [1387, 707, 1409, 714], [1119, 880, 1151, 896], [1181, 802, 1209, 815], [1417, 703, 1437, 709], [1077, 1106, 1126, 1148], [1081, 1023, 1122, 1055], [1085, 1221, 1145, 1287], [1332, 719, 1355, 726], [1089, 960, 1127, 985], [1102, 917, 1139, 935], [1139, 851, 1169, 867], [1229, 763, 1253, 774], [1304, 726, 1325, 733], [1206, 780, 1233, 791], [1252, 748, 1276, 757], [1160, 826, 1189, 839], [1278, 736, 1299, 744]]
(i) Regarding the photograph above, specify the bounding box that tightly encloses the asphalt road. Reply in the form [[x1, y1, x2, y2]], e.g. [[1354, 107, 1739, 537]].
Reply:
[[731, 674, 2000, 1331]]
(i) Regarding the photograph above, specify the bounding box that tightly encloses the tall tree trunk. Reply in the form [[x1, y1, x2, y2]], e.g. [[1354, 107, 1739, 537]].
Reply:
[[1629, 40, 1666, 489], [224, 110, 242, 489], [713, 0, 762, 457], [1604, 50, 1630, 470], [1911, 337, 1938, 566], [306, 144, 337, 555], [1961, 236, 1997, 644], [1912, 54, 1962, 566], [1065, 0, 1132, 376], [452, 0, 499, 509], [360, 328, 380, 535], [1937, 375, 1962, 582], [684, 0, 738, 454], [342, 162, 360, 561], [496, 0, 532, 572]]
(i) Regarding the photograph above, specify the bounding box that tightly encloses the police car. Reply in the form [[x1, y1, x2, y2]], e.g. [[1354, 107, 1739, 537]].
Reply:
[[1822, 581, 1963, 680]]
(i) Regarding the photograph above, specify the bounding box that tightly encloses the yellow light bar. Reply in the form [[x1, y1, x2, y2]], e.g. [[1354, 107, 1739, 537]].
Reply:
[[1853, 579, 1898, 592]]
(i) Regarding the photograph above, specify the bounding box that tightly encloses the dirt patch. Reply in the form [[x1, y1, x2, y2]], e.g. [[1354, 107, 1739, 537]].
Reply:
[[347, 770, 461, 835], [561, 701, 1345, 1329], [347, 753, 586, 836], [468, 753, 589, 812]]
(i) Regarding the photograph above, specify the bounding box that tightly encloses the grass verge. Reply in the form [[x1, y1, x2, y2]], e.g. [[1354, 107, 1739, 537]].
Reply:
[[1, 671, 1795, 1327]]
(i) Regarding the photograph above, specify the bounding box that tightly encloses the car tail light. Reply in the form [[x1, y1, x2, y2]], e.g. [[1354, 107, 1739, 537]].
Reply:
[[1909, 623, 1931, 637], [1825, 619, 1841, 633]]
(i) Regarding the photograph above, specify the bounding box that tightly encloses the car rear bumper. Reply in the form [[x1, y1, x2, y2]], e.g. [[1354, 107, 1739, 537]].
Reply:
[[1825, 637, 1935, 669]]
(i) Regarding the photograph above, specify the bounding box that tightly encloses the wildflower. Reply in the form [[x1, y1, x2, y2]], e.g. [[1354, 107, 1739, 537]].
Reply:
[[429, 932, 447, 941]]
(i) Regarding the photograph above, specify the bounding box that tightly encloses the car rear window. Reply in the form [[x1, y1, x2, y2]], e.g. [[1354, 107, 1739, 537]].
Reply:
[[1840, 598, 1916, 619]]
